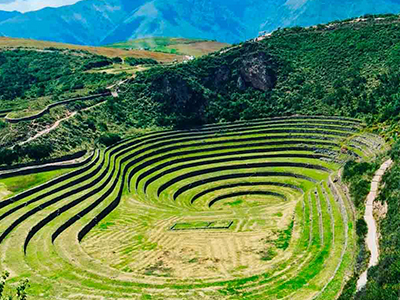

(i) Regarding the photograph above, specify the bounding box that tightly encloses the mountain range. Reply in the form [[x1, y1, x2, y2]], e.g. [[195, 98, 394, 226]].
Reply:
[[1, 0, 400, 45]]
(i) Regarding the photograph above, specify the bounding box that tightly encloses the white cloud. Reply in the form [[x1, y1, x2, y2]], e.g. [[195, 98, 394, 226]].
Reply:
[[0, 0, 82, 13]]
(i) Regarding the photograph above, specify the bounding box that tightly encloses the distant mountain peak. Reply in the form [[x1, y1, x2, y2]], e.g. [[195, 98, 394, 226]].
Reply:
[[0, 10, 22, 23], [1, 0, 400, 45]]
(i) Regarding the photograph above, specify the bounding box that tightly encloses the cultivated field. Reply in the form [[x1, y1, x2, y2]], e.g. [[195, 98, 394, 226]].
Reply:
[[0, 116, 386, 299], [106, 37, 230, 57], [0, 37, 182, 63]]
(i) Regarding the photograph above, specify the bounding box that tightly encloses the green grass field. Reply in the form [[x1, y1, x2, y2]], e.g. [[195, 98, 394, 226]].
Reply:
[[0, 115, 387, 299], [107, 37, 230, 57]]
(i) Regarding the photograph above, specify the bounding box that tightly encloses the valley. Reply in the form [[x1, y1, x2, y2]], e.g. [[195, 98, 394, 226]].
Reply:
[[0, 116, 386, 299], [0, 12, 400, 300]]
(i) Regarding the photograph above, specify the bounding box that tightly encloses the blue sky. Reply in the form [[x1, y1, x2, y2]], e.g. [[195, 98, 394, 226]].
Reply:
[[0, 0, 82, 12]]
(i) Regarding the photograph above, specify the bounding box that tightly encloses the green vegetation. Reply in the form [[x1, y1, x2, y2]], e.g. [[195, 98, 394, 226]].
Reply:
[[125, 57, 158, 66], [106, 15, 400, 136], [0, 142, 54, 165], [5, 15, 400, 166], [274, 220, 294, 250], [0, 48, 130, 164], [343, 160, 380, 208], [0, 116, 385, 299], [341, 158, 382, 291], [259, 248, 277, 261], [0, 169, 73, 196], [357, 141, 400, 299], [0, 49, 118, 108], [172, 221, 210, 230], [1, 15, 400, 300], [172, 220, 233, 230], [98, 133, 122, 147], [0, 272, 29, 300], [107, 37, 228, 56], [224, 199, 243, 206]]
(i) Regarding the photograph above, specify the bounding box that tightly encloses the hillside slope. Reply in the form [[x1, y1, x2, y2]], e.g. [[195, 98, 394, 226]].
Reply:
[[3, 15, 400, 160], [2, 0, 400, 44], [0, 0, 132, 45], [0, 13, 399, 300], [116, 14, 400, 133], [0, 10, 21, 23]]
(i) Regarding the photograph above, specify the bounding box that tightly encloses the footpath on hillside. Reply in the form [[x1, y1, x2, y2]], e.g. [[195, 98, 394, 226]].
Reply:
[[18, 101, 106, 147], [356, 159, 393, 291]]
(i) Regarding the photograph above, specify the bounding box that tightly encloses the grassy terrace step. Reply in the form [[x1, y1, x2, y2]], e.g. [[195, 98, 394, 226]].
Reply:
[[0, 150, 89, 175], [132, 147, 335, 189], [191, 181, 303, 205], [0, 116, 386, 299], [208, 190, 287, 207], [200, 115, 363, 130], [139, 152, 332, 190]]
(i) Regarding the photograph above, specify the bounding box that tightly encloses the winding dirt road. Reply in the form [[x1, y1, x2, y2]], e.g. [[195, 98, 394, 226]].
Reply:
[[356, 159, 393, 291]]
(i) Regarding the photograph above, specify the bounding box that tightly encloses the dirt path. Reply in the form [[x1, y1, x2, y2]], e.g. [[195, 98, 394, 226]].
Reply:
[[19, 112, 77, 146], [356, 159, 393, 291], [107, 77, 133, 97], [18, 101, 106, 146]]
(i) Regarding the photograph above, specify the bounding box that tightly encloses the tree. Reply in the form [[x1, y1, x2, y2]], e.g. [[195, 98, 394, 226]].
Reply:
[[0, 149, 18, 166], [390, 140, 400, 162], [99, 133, 121, 147], [24, 143, 53, 161]]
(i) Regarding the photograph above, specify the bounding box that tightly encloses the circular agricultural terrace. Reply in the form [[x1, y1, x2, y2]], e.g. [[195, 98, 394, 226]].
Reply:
[[0, 116, 386, 299]]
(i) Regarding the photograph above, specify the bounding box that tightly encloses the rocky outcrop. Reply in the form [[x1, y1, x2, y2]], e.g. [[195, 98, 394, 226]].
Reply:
[[161, 77, 193, 106], [213, 65, 231, 86], [153, 75, 208, 127], [202, 52, 277, 93], [143, 44, 280, 127], [238, 52, 277, 91]]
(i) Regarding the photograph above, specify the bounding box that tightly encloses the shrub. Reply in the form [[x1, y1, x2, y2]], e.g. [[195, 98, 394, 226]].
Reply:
[[23, 143, 53, 160], [99, 133, 121, 146], [125, 57, 158, 66], [356, 218, 368, 238], [85, 117, 96, 131], [349, 178, 370, 207], [390, 140, 400, 162], [112, 57, 123, 64], [98, 122, 108, 132], [358, 163, 400, 299], [259, 248, 277, 261], [0, 271, 30, 300], [343, 161, 375, 181], [0, 148, 18, 165], [343, 160, 379, 208], [83, 57, 113, 70], [67, 100, 85, 111]]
